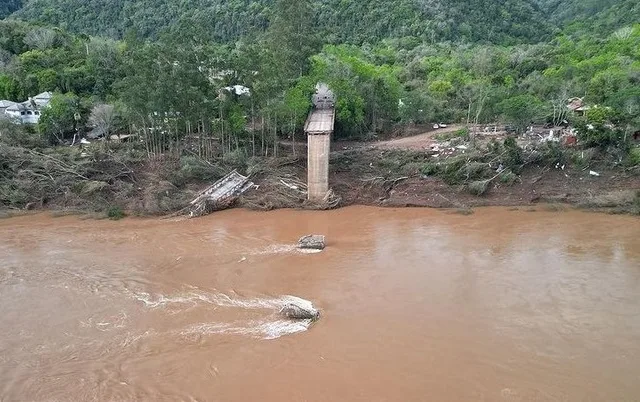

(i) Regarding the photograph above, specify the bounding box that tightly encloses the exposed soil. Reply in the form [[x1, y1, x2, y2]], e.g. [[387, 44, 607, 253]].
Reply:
[[332, 160, 639, 209], [374, 124, 464, 150]]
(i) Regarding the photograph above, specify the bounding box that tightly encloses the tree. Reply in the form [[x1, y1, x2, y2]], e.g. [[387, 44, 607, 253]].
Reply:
[[498, 94, 546, 133], [89, 103, 116, 140], [265, 0, 318, 82], [575, 105, 627, 148], [23, 27, 57, 50], [38, 93, 83, 144]]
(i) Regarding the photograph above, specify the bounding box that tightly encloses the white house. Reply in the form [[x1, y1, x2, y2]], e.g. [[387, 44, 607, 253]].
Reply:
[[0, 91, 52, 124]]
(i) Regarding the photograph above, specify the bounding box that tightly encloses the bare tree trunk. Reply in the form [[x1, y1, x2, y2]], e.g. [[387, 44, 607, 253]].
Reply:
[[220, 105, 225, 156], [274, 113, 278, 158], [291, 112, 296, 157], [261, 114, 265, 157], [251, 101, 256, 157]]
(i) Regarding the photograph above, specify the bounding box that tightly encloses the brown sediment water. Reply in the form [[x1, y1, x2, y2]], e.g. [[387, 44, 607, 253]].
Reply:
[[1, 207, 639, 401]]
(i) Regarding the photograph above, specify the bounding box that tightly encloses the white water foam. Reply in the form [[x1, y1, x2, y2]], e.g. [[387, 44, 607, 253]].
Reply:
[[250, 243, 325, 256], [251, 244, 298, 255], [179, 318, 313, 340], [297, 248, 323, 254], [133, 291, 317, 340], [133, 291, 313, 311]]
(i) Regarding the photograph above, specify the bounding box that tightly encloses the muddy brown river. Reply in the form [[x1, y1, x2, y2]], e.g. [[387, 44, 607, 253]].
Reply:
[[1, 207, 639, 401]]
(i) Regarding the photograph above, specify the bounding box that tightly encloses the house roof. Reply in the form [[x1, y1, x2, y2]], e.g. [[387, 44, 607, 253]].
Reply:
[[0, 100, 17, 108], [567, 97, 590, 112], [3, 94, 51, 112], [6, 103, 25, 112], [34, 91, 52, 101], [224, 85, 251, 96]]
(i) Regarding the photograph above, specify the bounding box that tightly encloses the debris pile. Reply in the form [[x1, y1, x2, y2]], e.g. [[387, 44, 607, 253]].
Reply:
[[239, 174, 341, 211]]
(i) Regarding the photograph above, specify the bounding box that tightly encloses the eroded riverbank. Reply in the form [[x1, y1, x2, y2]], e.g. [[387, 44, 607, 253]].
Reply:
[[1, 207, 640, 401]]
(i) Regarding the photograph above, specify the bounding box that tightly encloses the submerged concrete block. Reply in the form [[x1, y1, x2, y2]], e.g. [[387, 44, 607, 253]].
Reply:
[[280, 303, 320, 321], [298, 235, 326, 250]]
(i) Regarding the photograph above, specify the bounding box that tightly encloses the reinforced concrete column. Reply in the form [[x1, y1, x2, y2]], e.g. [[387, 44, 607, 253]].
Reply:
[[307, 134, 331, 201]]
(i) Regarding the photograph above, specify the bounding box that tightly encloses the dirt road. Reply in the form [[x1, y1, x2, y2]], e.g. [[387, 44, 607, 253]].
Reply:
[[375, 125, 464, 150]]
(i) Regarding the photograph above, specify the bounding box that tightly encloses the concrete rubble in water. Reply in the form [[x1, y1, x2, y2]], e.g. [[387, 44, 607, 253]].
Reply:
[[280, 303, 321, 321], [297, 235, 326, 250]]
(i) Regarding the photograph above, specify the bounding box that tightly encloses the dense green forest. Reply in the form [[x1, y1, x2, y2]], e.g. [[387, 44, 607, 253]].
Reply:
[[536, 0, 640, 35], [0, 0, 22, 19], [7, 0, 638, 44], [0, 0, 638, 148], [10, 0, 555, 44]]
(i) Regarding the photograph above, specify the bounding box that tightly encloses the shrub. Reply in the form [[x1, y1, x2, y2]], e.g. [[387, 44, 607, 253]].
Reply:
[[467, 179, 490, 196], [434, 127, 470, 141], [541, 142, 567, 165], [420, 162, 439, 176], [169, 156, 221, 187], [106, 205, 125, 220], [499, 170, 518, 185], [574, 107, 628, 149], [624, 147, 640, 167], [503, 137, 523, 172], [222, 148, 248, 167], [464, 162, 490, 180]]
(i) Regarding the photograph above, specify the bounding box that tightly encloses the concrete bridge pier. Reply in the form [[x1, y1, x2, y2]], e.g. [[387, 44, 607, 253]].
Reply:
[[307, 133, 331, 201], [305, 84, 336, 202]]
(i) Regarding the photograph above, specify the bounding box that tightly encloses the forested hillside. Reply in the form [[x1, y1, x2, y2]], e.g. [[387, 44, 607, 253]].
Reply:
[[10, 0, 554, 44], [0, 0, 22, 19], [536, 0, 640, 36]]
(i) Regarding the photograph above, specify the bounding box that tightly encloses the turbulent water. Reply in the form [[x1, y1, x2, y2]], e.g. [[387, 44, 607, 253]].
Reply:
[[1, 207, 639, 401]]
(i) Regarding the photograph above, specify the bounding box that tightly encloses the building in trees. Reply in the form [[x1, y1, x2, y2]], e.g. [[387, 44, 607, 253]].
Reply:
[[0, 92, 52, 124], [567, 97, 590, 116]]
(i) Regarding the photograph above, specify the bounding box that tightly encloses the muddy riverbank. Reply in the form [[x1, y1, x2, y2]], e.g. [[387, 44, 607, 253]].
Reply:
[[1, 142, 639, 218]]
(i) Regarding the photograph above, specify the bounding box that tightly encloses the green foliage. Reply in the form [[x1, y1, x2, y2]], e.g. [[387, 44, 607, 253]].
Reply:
[[624, 147, 640, 167], [0, 20, 121, 100], [498, 94, 546, 133], [503, 137, 524, 171], [541, 142, 567, 165], [106, 205, 125, 220], [499, 170, 518, 185], [575, 106, 628, 149], [11, 0, 555, 45], [435, 127, 470, 141], [168, 157, 222, 188], [468, 179, 491, 196], [0, 0, 22, 19], [0, 2, 636, 163], [311, 45, 402, 137], [37, 92, 85, 144]]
